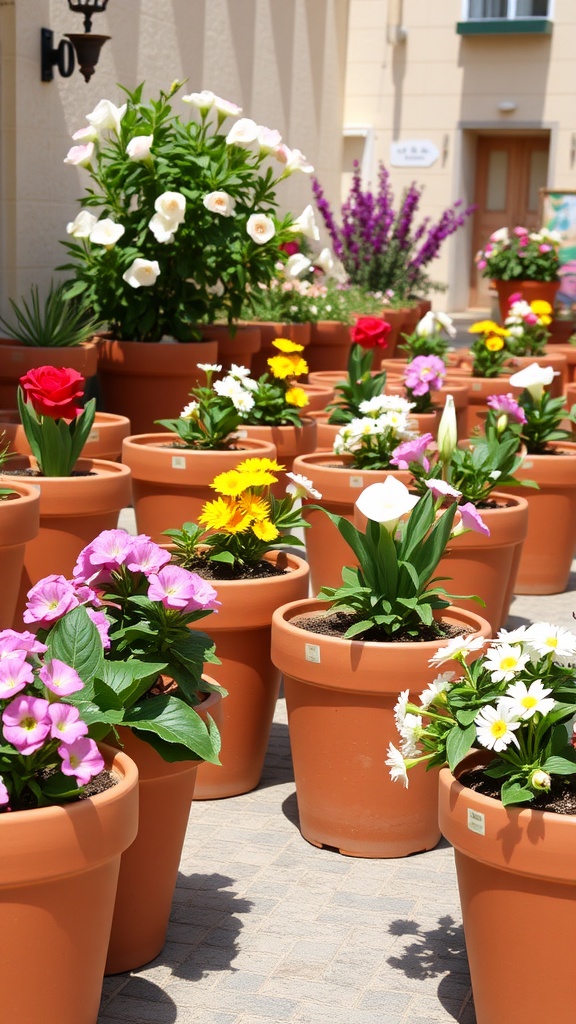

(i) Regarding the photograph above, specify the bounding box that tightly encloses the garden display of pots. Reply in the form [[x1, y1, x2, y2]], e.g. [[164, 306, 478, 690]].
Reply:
[[0, 409, 131, 462], [439, 751, 576, 1024], [272, 600, 491, 858], [305, 320, 352, 373], [248, 321, 311, 378], [0, 744, 138, 1024], [0, 481, 40, 628], [97, 338, 219, 435], [493, 278, 560, 321], [444, 371, 519, 434], [105, 696, 220, 975], [542, 342, 576, 384], [191, 551, 310, 799], [498, 441, 576, 594], [0, 338, 98, 408], [238, 418, 317, 480], [197, 323, 261, 372], [122, 434, 277, 542]]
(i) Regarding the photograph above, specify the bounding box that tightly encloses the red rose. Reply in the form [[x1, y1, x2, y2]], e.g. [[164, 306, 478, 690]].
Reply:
[[20, 366, 85, 420], [351, 316, 391, 350], [279, 240, 301, 257]]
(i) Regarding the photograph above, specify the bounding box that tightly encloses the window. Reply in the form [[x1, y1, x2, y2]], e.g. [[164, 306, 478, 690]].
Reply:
[[466, 0, 550, 15], [458, 0, 552, 33]]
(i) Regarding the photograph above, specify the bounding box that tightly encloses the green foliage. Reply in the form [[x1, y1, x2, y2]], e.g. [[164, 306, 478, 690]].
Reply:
[[17, 388, 96, 476], [0, 282, 100, 348]]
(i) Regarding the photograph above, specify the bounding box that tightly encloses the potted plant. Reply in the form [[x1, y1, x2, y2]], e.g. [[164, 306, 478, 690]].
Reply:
[[1, 366, 131, 621], [60, 84, 314, 431], [0, 622, 139, 1023], [475, 225, 561, 318], [445, 318, 520, 433], [388, 621, 576, 1024], [501, 293, 567, 393], [271, 475, 491, 858], [121, 362, 277, 540], [22, 528, 223, 974], [164, 457, 312, 798], [0, 437, 40, 628]]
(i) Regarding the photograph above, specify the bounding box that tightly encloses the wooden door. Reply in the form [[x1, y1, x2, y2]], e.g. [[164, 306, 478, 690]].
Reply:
[[470, 135, 549, 308]]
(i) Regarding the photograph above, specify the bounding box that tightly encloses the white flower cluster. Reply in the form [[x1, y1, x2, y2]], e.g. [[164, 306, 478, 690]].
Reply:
[[210, 363, 259, 415], [333, 395, 416, 456]]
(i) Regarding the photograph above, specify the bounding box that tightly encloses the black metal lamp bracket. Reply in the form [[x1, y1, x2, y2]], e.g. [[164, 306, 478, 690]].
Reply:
[[41, 28, 75, 82]]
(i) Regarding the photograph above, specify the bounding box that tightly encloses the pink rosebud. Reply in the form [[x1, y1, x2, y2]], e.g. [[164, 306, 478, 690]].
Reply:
[[2, 695, 50, 755], [514, 226, 529, 236], [508, 291, 523, 306], [539, 243, 552, 253], [477, 259, 487, 271], [48, 703, 89, 744], [58, 737, 104, 786], [147, 565, 219, 613], [39, 659, 84, 696], [525, 313, 538, 325]]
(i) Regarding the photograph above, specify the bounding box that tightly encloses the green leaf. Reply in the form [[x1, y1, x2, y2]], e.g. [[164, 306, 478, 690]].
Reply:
[[542, 755, 576, 775], [122, 695, 221, 763], [445, 723, 476, 772], [46, 605, 104, 686], [100, 660, 168, 705], [501, 779, 535, 807]]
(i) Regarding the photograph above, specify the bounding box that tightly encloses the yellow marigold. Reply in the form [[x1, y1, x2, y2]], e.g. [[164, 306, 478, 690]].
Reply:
[[236, 457, 284, 474], [268, 354, 296, 379], [239, 494, 271, 522], [530, 300, 552, 316], [289, 355, 309, 377], [469, 320, 508, 337], [252, 519, 280, 542], [485, 334, 505, 352], [285, 386, 309, 408], [539, 315, 552, 326], [210, 469, 249, 497], [272, 337, 304, 354], [198, 496, 239, 530], [239, 469, 278, 489]]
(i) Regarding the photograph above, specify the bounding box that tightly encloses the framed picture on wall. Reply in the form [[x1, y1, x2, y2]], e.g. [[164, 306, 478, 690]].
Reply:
[[540, 189, 576, 313]]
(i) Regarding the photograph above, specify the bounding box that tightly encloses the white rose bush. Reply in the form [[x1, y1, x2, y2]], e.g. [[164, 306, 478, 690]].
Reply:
[[60, 82, 314, 342]]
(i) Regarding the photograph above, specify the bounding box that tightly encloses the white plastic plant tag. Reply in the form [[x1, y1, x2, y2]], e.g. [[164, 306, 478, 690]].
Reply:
[[236, 429, 248, 439], [88, 430, 100, 443], [171, 455, 186, 470], [305, 643, 321, 664], [472, 382, 481, 392], [467, 808, 485, 835], [349, 475, 364, 488], [522, 460, 533, 469]]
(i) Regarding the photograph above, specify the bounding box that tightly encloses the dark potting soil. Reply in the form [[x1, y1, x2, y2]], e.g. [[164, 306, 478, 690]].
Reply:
[[1, 768, 120, 813], [187, 553, 289, 582], [288, 610, 471, 644], [2, 469, 96, 478], [458, 767, 576, 815]]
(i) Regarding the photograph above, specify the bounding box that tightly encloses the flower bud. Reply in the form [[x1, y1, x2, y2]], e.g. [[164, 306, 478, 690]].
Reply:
[[530, 769, 551, 791], [437, 395, 457, 463], [496, 413, 508, 434]]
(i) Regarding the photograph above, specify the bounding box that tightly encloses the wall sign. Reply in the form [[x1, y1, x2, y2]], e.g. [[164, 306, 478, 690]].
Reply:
[[390, 140, 439, 168]]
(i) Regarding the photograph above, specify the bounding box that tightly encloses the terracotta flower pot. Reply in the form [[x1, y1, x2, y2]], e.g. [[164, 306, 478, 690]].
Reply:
[[272, 600, 491, 858], [301, 382, 335, 411], [498, 441, 576, 594], [0, 409, 131, 462], [444, 372, 517, 434], [543, 343, 576, 386], [197, 324, 261, 372], [308, 410, 340, 452], [97, 338, 219, 435], [439, 750, 576, 1024], [305, 320, 352, 373], [122, 434, 277, 542], [247, 321, 311, 378], [292, 452, 410, 594], [0, 338, 99, 409], [378, 308, 407, 358], [190, 551, 310, 799], [1, 457, 132, 626], [238, 418, 317, 481], [385, 381, 470, 439], [0, 744, 138, 1024], [493, 278, 560, 321], [105, 692, 221, 975], [0, 481, 40, 629], [504, 351, 567, 397]]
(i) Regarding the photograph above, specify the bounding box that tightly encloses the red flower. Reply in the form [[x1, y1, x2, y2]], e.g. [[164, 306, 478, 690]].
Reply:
[[351, 316, 391, 350], [279, 241, 300, 257], [20, 366, 85, 420]]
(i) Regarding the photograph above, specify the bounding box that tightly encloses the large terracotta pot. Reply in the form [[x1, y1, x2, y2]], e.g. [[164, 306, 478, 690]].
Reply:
[[505, 352, 567, 397], [197, 324, 261, 372], [0, 338, 99, 408], [292, 452, 410, 594], [105, 692, 220, 975], [543, 343, 576, 386], [498, 441, 576, 594], [493, 278, 560, 321], [305, 320, 352, 373], [378, 308, 407, 359], [272, 600, 491, 858], [191, 551, 310, 799], [301, 382, 335, 411], [0, 409, 131, 462], [0, 745, 138, 1024], [122, 434, 277, 542], [1, 458, 132, 626], [239, 418, 317, 481], [386, 381, 470, 439], [0, 481, 40, 629], [97, 338, 219, 435], [247, 321, 311, 378], [439, 750, 576, 1024], [444, 372, 516, 434]]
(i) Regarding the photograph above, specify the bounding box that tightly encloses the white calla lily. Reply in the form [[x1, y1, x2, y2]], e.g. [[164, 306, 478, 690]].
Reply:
[[509, 362, 556, 402], [437, 395, 457, 462], [355, 478, 419, 532]]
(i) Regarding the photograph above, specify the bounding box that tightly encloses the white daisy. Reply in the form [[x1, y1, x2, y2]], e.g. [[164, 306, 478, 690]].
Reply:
[[386, 743, 409, 788], [524, 622, 576, 664], [429, 634, 485, 668], [197, 363, 222, 373], [495, 624, 529, 645], [228, 364, 252, 379], [213, 376, 245, 398], [500, 679, 555, 721], [231, 390, 255, 413], [399, 713, 422, 757], [394, 689, 410, 729], [180, 401, 199, 420], [475, 702, 521, 752], [483, 643, 530, 683], [419, 671, 455, 709]]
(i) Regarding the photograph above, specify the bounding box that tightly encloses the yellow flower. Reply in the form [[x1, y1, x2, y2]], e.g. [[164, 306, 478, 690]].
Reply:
[[469, 320, 502, 334], [272, 337, 304, 354], [485, 334, 505, 352], [289, 355, 309, 377], [285, 386, 309, 408], [530, 300, 552, 316], [252, 519, 279, 542], [210, 469, 249, 497], [239, 494, 271, 522], [268, 354, 296, 379], [236, 457, 284, 474], [539, 315, 552, 326], [198, 497, 239, 530], [240, 469, 278, 489]]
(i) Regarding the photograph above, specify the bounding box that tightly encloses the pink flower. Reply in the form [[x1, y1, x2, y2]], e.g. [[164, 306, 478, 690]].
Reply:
[[48, 704, 89, 744], [486, 393, 527, 424], [0, 776, 9, 806], [86, 608, 111, 649], [403, 355, 446, 396], [23, 575, 80, 628], [2, 695, 50, 755], [477, 259, 487, 271], [390, 433, 434, 471], [539, 243, 552, 253], [424, 479, 462, 501], [0, 629, 47, 657], [147, 565, 219, 613], [508, 291, 523, 306], [125, 538, 171, 575], [514, 226, 529, 236], [0, 656, 33, 699], [39, 659, 84, 696], [525, 312, 538, 325], [73, 529, 136, 582], [58, 737, 104, 785], [457, 502, 490, 537]]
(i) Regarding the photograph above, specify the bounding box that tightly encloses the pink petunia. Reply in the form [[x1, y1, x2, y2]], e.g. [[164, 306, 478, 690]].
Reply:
[[147, 565, 220, 613], [124, 538, 172, 576], [403, 356, 446, 397], [390, 433, 434, 471], [58, 737, 104, 785], [2, 695, 51, 755], [0, 655, 34, 699], [0, 629, 47, 657], [48, 703, 89, 744], [39, 659, 84, 696], [23, 575, 80, 628], [73, 529, 136, 582], [457, 502, 491, 537], [486, 393, 527, 424], [86, 608, 111, 649], [0, 776, 9, 806], [424, 479, 462, 501]]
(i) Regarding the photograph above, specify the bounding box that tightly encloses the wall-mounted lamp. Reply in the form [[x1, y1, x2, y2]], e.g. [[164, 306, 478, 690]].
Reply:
[[497, 100, 517, 113], [41, 1, 111, 84]]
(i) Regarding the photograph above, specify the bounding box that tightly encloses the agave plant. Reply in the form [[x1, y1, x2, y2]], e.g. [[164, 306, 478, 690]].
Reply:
[[0, 282, 100, 347]]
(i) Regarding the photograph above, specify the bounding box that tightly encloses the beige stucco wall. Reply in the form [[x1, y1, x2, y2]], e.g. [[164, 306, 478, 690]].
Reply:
[[345, 0, 576, 309], [0, 0, 348, 315]]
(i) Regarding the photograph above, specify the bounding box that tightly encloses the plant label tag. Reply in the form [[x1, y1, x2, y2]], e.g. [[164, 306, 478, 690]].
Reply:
[[349, 475, 364, 488], [32, 484, 41, 492], [467, 808, 485, 835], [472, 383, 481, 392], [236, 429, 248, 439], [305, 643, 321, 663], [88, 430, 100, 442], [523, 460, 533, 469], [171, 456, 186, 470]]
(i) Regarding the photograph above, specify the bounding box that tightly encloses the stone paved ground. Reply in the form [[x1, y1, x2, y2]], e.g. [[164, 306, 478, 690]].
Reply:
[[99, 509, 576, 1024]]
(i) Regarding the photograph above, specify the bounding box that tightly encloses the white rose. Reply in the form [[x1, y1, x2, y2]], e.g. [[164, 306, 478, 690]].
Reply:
[[63, 143, 94, 167], [154, 191, 186, 225], [289, 204, 320, 241], [66, 210, 98, 238], [122, 258, 161, 288], [225, 118, 260, 147], [89, 218, 125, 248], [203, 191, 236, 217], [181, 90, 215, 113], [149, 212, 176, 244], [246, 213, 275, 245], [126, 134, 153, 161], [85, 99, 126, 134]]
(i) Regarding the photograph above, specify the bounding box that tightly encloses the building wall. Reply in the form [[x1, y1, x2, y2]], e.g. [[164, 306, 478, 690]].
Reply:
[[0, 0, 348, 315], [344, 0, 576, 309]]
